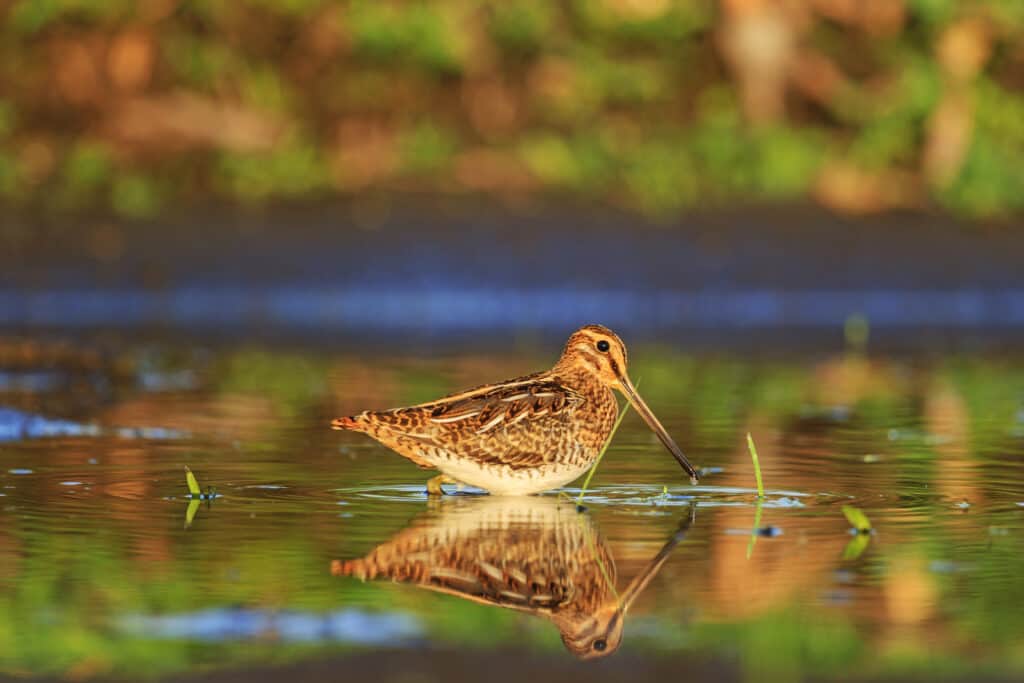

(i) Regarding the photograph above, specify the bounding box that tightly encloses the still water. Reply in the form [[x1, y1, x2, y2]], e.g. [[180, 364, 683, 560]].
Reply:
[[1, 338, 1023, 680]]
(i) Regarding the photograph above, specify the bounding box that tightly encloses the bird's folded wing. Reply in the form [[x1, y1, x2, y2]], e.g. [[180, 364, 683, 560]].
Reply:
[[363, 376, 586, 469], [425, 379, 584, 434]]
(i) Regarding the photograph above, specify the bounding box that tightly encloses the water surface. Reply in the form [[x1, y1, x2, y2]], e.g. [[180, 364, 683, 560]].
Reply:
[[1, 339, 1023, 680]]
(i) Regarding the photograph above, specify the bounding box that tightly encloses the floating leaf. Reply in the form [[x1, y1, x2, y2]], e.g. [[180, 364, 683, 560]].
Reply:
[[185, 466, 201, 496], [842, 505, 872, 532]]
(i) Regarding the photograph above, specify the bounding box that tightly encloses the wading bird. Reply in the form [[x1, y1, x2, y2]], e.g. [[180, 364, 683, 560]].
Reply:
[[332, 324, 699, 495]]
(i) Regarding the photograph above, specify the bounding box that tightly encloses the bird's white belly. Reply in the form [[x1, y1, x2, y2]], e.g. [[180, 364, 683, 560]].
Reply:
[[436, 458, 592, 496]]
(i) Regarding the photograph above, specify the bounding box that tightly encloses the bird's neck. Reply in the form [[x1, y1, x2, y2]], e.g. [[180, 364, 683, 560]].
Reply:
[[551, 363, 603, 391]]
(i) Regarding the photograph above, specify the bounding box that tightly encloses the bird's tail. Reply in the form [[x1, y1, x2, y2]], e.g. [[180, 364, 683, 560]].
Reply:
[[330, 557, 370, 580]]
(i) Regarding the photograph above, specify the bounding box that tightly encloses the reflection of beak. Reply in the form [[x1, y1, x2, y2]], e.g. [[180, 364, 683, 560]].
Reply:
[[617, 374, 700, 484], [619, 505, 697, 613]]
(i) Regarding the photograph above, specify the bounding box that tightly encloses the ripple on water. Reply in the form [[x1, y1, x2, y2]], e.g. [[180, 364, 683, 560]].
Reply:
[[574, 484, 820, 510], [333, 483, 824, 510], [335, 483, 489, 503]]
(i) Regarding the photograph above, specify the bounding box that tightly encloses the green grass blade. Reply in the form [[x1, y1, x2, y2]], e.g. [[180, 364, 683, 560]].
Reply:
[[746, 432, 764, 498], [842, 505, 872, 532], [185, 466, 201, 496], [842, 532, 871, 560], [184, 499, 201, 528], [746, 500, 763, 560], [576, 381, 639, 506]]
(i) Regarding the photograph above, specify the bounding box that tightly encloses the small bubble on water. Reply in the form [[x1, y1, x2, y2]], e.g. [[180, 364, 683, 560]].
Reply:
[[8, 469, 33, 475], [60, 481, 83, 486]]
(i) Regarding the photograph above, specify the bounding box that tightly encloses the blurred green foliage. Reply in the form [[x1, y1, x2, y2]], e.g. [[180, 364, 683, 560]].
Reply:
[[0, 0, 1021, 218]]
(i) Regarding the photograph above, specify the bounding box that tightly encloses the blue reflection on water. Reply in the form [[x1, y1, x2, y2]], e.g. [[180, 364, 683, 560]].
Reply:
[[0, 407, 100, 441], [3, 287, 1024, 332], [0, 406, 187, 442], [120, 608, 422, 644]]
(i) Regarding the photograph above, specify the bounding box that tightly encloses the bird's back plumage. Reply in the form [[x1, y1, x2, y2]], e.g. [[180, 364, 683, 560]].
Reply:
[[334, 368, 617, 492]]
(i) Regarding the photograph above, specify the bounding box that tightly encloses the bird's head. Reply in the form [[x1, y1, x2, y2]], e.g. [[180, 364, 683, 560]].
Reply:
[[556, 325, 700, 483]]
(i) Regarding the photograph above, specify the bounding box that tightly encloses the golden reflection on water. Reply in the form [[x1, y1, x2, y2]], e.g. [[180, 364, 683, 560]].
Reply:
[[332, 496, 695, 659]]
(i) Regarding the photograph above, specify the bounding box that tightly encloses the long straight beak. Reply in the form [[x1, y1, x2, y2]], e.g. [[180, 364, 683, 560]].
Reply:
[[617, 374, 700, 484]]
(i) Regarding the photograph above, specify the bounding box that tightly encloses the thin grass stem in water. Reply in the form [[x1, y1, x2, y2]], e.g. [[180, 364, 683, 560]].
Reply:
[[747, 432, 765, 498], [745, 433, 765, 558], [576, 381, 639, 506], [746, 500, 763, 560]]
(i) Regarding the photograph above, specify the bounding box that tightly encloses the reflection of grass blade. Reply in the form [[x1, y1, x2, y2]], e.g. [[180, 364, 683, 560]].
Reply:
[[746, 432, 764, 498], [576, 381, 638, 506], [842, 505, 872, 532], [184, 499, 200, 529], [842, 533, 871, 560], [185, 466, 201, 496], [746, 500, 763, 560], [577, 513, 619, 601]]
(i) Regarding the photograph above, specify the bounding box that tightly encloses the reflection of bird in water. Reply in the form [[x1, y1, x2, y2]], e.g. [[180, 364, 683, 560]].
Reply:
[[332, 325, 699, 495], [332, 497, 696, 659]]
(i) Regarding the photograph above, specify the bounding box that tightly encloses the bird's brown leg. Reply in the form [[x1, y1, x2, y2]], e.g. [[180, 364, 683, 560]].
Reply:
[[426, 474, 456, 496]]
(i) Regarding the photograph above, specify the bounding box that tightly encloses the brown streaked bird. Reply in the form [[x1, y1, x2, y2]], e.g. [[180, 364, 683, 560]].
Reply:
[[332, 324, 699, 495], [331, 497, 696, 659]]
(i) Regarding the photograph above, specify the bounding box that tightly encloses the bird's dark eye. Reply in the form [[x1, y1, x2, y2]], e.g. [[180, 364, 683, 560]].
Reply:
[[596, 340, 610, 352], [593, 639, 607, 652]]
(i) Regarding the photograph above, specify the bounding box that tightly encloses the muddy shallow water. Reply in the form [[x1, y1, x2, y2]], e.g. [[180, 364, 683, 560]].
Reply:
[[1, 338, 1023, 681]]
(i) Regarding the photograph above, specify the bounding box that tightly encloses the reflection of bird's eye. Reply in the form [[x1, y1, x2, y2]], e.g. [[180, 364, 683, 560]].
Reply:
[[593, 639, 607, 652], [596, 340, 610, 352]]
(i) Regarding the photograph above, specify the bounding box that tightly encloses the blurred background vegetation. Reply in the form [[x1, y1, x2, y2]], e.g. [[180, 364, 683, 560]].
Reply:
[[1, 0, 1023, 220]]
